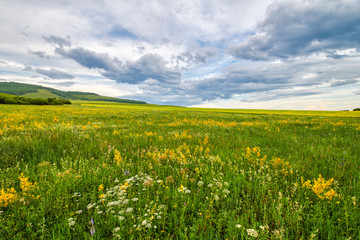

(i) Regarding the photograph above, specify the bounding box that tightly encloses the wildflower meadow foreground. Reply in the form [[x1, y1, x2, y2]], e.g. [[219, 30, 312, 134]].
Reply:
[[0, 102, 359, 239]]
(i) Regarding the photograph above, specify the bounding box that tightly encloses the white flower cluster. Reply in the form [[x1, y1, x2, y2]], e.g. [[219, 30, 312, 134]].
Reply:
[[246, 228, 259, 238], [86, 172, 166, 237], [207, 178, 231, 200]]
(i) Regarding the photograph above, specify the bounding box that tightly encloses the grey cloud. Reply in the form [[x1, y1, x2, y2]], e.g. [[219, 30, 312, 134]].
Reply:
[[35, 68, 75, 79], [194, 48, 217, 63], [173, 47, 217, 64], [23, 65, 32, 71], [330, 79, 358, 87], [28, 50, 50, 59], [56, 47, 121, 71], [353, 90, 360, 95], [135, 54, 360, 105], [229, 0, 360, 60], [43, 35, 71, 47], [38, 81, 76, 87], [56, 47, 181, 84]]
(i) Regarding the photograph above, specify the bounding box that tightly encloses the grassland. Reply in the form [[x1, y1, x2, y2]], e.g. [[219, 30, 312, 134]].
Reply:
[[22, 89, 60, 99], [0, 103, 359, 239], [0, 82, 147, 104]]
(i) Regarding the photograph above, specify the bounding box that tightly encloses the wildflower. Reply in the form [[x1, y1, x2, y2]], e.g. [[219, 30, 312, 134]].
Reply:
[[68, 218, 75, 227], [90, 218, 95, 236], [197, 181, 204, 186], [0, 188, 18, 207], [236, 224, 242, 228], [114, 227, 120, 232], [246, 229, 258, 238], [132, 198, 139, 201], [87, 202, 96, 209], [76, 210, 83, 214], [118, 216, 125, 221], [214, 195, 219, 201], [98, 185, 104, 191], [124, 169, 130, 176], [18, 173, 37, 192], [125, 207, 133, 213]]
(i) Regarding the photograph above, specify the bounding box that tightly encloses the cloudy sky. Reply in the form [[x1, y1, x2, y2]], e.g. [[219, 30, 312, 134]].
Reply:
[[1, 0, 360, 110]]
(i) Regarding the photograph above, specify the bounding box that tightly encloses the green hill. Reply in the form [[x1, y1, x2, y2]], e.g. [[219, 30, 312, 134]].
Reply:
[[0, 82, 147, 104]]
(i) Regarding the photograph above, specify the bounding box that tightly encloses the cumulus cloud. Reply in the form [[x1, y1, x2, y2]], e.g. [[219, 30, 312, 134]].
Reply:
[[35, 68, 75, 79], [133, 53, 360, 105], [43, 35, 71, 47], [56, 47, 181, 84], [228, 0, 360, 60], [28, 50, 50, 59], [172, 47, 218, 65]]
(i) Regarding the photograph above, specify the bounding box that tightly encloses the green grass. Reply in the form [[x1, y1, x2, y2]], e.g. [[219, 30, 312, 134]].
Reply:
[[0, 92, 17, 98], [0, 103, 359, 239], [0, 82, 146, 104], [22, 89, 60, 98]]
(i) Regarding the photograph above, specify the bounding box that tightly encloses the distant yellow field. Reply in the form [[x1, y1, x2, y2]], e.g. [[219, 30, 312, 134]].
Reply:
[[79, 101, 360, 117]]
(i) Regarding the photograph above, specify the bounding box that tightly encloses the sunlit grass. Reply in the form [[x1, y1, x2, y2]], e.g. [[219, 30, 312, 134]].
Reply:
[[0, 103, 359, 239]]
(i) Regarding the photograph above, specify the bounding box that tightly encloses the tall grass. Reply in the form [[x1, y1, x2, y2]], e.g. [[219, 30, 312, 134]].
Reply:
[[0, 104, 359, 239]]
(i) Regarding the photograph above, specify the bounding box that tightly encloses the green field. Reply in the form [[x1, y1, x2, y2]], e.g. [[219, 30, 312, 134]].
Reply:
[[22, 89, 60, 99], [0, 103, 359, 239]]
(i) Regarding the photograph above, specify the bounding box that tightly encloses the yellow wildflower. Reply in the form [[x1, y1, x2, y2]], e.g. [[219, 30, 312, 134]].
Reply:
[[0, 188, 18, 207]]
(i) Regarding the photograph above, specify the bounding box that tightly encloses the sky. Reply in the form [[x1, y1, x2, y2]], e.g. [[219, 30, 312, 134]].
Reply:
[[0, 0, 359, 110]]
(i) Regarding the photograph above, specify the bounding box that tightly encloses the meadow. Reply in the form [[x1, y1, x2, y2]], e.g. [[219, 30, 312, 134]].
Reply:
[[0, 102, 359, 239]]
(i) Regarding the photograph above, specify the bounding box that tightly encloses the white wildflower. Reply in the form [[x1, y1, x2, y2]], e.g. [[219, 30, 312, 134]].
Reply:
[[146, 223, 151, 228], [246, 229, 258, 238], [259, 225, 269, 231], [142, 220, 147, 225], [97, 210, 103, 214], [185, 189, 191, 194], [87, 203, 96, 210], [208, 183, 213, 188], [223, 189, 230, 194], [214, 195, 219, 201], [72, 192, 81, 198], [236, 224, 242, 228], [125, 207, 133, 213], [113, 227, 120, 232], [132, 198, 139, 201], [76, 210, 83, 214], [197, 181, 204, 186], [118, 216, 125, 221]]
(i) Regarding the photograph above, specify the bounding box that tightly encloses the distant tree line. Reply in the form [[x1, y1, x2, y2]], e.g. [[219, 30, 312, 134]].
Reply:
[[354, 108, 360, 111], [0, 96, 71, 105]]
